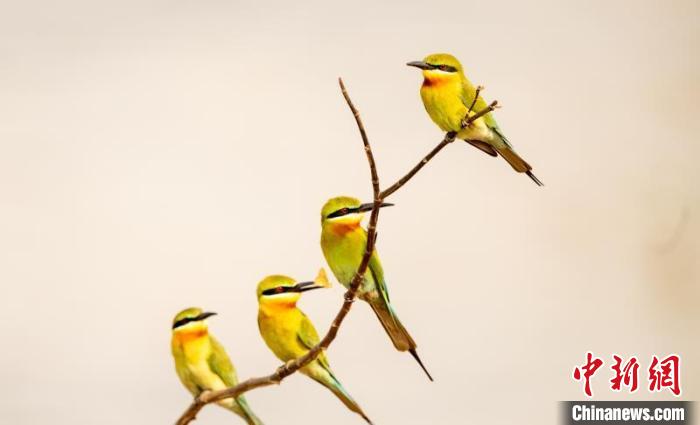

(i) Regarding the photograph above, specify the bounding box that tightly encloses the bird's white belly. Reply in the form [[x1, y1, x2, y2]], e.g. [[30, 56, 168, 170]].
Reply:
[[457, 116, 493, 142]]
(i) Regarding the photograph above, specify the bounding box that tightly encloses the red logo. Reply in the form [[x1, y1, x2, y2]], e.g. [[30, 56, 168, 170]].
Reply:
[[648, 355, 681, 396], [573, 352, 604, 397], [573, 352, 681, 397], [610, 355, 639, 392]]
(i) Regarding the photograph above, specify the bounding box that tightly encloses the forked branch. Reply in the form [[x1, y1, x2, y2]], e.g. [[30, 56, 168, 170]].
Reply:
[[175, 78, 499, 425]]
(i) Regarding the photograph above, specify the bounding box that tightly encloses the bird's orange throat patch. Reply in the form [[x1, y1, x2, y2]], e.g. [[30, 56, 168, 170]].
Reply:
[[422, 71, 457, 87], [174, 325, 208, 344], [326, 220, 361, 236]]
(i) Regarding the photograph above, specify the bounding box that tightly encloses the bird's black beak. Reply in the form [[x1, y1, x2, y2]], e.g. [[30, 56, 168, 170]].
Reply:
[[358, 202, 394, 213], [293, 281, 323, 292], [196, 312, 217, 321], [406, 61, 433, 70]]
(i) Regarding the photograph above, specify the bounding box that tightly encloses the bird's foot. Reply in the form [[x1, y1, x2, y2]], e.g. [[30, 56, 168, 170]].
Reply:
[[197, 390, 212, 403], [276, 360, 296, 374]]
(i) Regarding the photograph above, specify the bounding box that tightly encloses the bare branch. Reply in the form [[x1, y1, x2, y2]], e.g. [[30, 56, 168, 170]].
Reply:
[[464, 100, 498, 127], [175, 77, 500, 425], [467, 85, 484, 114], [380, 132, 455, 199], [381, 99, 498, 199], [339, 78, 380, 197], [175, 78, 381, 425]]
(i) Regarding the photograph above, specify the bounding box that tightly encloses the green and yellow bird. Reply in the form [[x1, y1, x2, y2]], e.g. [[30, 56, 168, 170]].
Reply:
[[171, 307, 263, 425], [256, 274, 373, 424], [320, 196, 433, 381], [408, 52, 543, 186]]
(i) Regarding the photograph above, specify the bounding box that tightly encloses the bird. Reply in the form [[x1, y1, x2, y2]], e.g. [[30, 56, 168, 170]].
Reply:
[[320, 196, 433, 381], [171, 307, 263, 425], [407, 52, 543, 186], [256, 273, 373, 424]]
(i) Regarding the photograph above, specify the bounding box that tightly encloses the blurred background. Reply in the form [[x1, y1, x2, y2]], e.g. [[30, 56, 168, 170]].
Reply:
[[0, 0, 698, 423]]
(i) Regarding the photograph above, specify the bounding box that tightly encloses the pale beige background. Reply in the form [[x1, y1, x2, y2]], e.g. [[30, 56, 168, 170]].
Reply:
[[0, 0, 698, 424]]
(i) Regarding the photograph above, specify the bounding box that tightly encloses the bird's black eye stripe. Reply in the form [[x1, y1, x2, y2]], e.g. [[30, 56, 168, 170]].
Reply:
[[172, 317, 195, 329], [262, 286, 291, 296], [426, 63, 457, 73], [437, 64, 457, 72], [326, 206, 359, 219], [172, 312, 215, 329]]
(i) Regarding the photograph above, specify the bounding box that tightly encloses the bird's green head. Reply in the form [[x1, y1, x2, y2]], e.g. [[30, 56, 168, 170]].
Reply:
[[171, 307, 217, 333], [407, 53, 464, 83], [256, 274, 325, 309], [320, 196, 393, 230]]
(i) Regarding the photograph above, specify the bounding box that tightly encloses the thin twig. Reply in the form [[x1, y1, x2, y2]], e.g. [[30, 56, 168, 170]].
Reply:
[[380, 132, 455, 199], [175, 78, 382, 425], [467, 85, 484, 114], [461, 99, 498, 130], [339, 78, 380, 196], [381, 99, 498, 199], [466, 100, 498, 126]]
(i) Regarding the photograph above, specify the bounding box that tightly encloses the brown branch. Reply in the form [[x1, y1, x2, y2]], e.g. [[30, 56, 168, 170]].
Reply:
[[467, 85, 484, 114], [381, 99, 498, 199], [466, 100, 498, 126], [339, 78, 380, 196], [380, 132, 455, 199], [175, 78, 500, 425], [175, 78, 382, 425]]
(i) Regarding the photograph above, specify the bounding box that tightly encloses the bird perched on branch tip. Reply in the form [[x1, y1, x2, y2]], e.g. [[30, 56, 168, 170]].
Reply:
[[408, 52, 543, 186]]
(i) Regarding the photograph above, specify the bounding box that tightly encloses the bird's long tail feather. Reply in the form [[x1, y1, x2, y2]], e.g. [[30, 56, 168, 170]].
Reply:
[[409, 348, 434, 382], [368, 300, 433, 381], [495, 146, 543, 186], [220, 396, 264, 425], [525, 170, 543, 186], [313, 368, 373, 424], [228, 396, 264, 425]]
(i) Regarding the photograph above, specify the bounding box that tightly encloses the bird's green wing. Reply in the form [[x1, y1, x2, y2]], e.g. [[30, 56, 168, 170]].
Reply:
[[207, 336, 239, 388], [208, 338, 264, 424], [297, 312, 331, 370], [368, 249, 392, 306], [460, 78, 512, 148]]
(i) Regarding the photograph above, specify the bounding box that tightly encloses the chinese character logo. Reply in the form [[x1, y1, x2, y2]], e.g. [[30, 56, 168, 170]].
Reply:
[[573, 352, 603, 397], [610, 355, 639, 392], [573, 353, 681, 397], [648, 354, 681, 396]]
